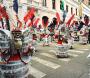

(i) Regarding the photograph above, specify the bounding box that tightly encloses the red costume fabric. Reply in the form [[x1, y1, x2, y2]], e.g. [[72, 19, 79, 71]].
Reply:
[[57, 40, 63, 44]]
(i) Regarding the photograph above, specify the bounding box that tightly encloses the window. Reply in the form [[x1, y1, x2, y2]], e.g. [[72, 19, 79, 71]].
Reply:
[[60, 0, 64, 10], [66, 5, 68, 12], [60, 0, 62, 10], [42, 0, 47, 6], [89, 0, 90, 5], [52, 0, 56, 9], [71, 7, 73, 14], [76, 8, 77, 15]]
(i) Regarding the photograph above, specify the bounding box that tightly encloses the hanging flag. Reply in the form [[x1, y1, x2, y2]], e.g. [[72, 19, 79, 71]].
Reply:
[[60, 0, 64, 11], [66, 14, 75, 27], [56, 12, 60, 25], [13, 0, 18, 14]]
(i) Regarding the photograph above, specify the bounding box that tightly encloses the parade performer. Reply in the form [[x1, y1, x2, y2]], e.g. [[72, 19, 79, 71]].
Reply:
[[48, 17, 57, 42], [68, 32, 74, 49], [28, 28, 37, 53], [0, 2, 37, 77], [79, 25, 88, 44], [43, 34, 50, 46], [54, 30, 59, 42], [55, 20, 70, 58], [42, 16, 49, 34], [0, 28, 34, 78], [40, 28, 45, 41], [57, 35, 63, 45], [56, 33, 69, 58], [57, 25, 63, 45]]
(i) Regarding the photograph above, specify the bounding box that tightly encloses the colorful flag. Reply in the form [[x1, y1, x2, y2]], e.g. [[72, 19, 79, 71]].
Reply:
[[24, 7, 35, 27], [13, 0, 18, 14], [56, 12, 60, 25], [24, 7, 35, 22], [66, 14, 75, 27]]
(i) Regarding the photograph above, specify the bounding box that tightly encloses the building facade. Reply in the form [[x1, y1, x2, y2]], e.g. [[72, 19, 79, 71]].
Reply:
[[25, 0, 79, 25], [20, 0, 90, 25], [1, 0, 90, 26]]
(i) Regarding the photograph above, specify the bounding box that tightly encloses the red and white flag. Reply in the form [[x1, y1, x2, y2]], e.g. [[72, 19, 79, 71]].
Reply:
[[56, 12, 60, 25], [23, 7, 35, 28], [66, 14, 75, 27]]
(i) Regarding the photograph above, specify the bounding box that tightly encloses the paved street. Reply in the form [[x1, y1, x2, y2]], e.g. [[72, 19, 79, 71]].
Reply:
[[27, 42, 90, 78]]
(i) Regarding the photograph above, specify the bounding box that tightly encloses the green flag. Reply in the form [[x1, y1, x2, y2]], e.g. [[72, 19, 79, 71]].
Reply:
[[60, 0, 64, 10]]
